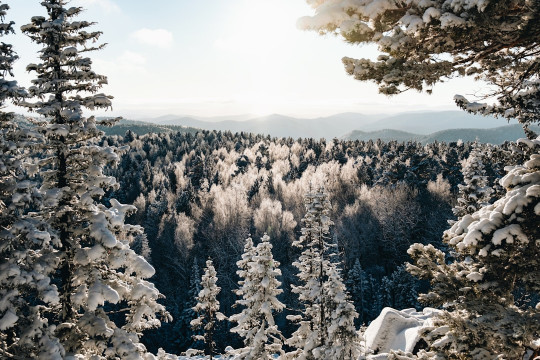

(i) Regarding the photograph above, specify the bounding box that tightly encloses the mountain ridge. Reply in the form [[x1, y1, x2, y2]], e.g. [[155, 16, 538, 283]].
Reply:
[[342, 124, 535, 144], [135, 110, 513, 139]]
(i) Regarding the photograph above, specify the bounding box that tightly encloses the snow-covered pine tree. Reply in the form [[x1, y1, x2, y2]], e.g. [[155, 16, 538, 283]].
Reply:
[[229, 235, 257, 349], [287, 186, 359, 359], [234, 236, 257, 299], [407, 138, 540, 359], [388, 265, 420, 311], [19, 1, 169, 357], [346, 259, 367, 325], [453, 141, 493, 219], [0, 3, 63, 359], [176, 258, 203, 353], [286, 186, 333, 359], [299, 0, 540, 133], [324, 265, 362, 360], [230, 234, 285, 360], [191, 259, 226, 359]]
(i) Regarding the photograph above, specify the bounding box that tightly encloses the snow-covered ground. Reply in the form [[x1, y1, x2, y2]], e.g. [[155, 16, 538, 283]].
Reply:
[[364, 307, 439, 359]]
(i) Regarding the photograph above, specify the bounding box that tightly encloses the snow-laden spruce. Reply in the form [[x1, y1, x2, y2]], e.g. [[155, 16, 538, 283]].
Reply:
[[299, 0, 540, 131], [406, 138, 540, 359], [191, 259, 226, 360], [323, 265, 363, 360], [0, 3, 64, 358], [286, 186, 361, 360], [452, 141, 493, 219], [17, 1, 169, 358], [230, 234, 285, 360], [346, 259, 376, 324], [176, 258, 203, 352]]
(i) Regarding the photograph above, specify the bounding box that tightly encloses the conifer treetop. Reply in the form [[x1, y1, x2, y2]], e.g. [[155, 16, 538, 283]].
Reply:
[[20, 0, 117, 126]]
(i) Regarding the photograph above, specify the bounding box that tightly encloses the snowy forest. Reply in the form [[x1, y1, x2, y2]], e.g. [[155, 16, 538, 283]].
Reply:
[[1, 1, 539, 360]]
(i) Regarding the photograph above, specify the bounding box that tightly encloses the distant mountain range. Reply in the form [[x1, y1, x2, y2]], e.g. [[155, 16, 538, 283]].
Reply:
[[342, 124, 538, 144], [136, 111, 512, 137], [129, 111, 526, 143], [16, 112, 531, 144]]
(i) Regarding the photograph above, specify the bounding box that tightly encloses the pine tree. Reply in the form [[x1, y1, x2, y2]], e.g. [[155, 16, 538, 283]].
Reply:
[[324, 265, 362, 360], [286, 187, 333, 359], [453, 141, 493, 219], [235, 236, 257, 297], [229, 235, 257, 345], [389, 265, 420, 311], [287, 186, 359, 359], [191, 259, 226, 359], [18, 1, 168, 357], [346, 259, 367, 324], [407, 139, 540, 358], [176, 258, 202, 353], [231, 234, 285, 360], [0, 3, 64, 358], [299, 0, 540, 131]]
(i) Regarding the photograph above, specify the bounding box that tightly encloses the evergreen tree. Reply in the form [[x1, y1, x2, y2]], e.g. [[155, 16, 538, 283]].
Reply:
[[324, 265, 362, 360], [286, 187, 333, 359], [176, 258, 202, 353], [230, 234, 285, 360], [453, 141, 493, 219], [191, 259, 226, 359], [287, 186, 359, 359], [407, 139, 540, 358], [389, 265, 420, 311], [0, 3, 63, 358], [19, 1, 168, 357], [235, 236, 257, 297], [346, 259, 367, 325], [132, 232, 152, 261], [229, 235, 257, 347]]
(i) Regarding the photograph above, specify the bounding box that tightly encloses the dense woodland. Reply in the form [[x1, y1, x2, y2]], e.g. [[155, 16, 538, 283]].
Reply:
[[1, 0, 539, 359], [100, 129, 522, 353]]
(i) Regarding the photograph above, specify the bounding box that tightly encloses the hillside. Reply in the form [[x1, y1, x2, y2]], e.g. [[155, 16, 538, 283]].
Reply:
[[343, 124, 534, 144], [136, 111, 512, 139], [342, 129, 422, 143], [97, 119, 199, 136]]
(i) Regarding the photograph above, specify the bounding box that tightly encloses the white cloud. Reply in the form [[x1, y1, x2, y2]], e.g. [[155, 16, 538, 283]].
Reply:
[[75, 0, 121, 14], [131, 28, 174, 49]]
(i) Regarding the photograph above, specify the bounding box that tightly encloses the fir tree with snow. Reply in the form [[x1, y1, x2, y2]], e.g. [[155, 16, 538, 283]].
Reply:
[[453, 141, 493, 219], [230, 234, 285, 360], [388, 265, 420, 312], [234, 236, 257, 298], [0, 3, 63, 358], [346, 259, 368, 325], [286, 186, 333, 359], [229, 235, 257, 347], [287, 186, 360, 359], [17, 1, 169, 357], [175, 258, 203, 353], [323, 265, 362, 360], [191, 259, 226, 359], [407, 138, 540, 358]]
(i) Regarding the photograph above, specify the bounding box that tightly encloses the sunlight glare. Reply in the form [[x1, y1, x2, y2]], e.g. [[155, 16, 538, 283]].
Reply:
[[215, 0, 311, 115]]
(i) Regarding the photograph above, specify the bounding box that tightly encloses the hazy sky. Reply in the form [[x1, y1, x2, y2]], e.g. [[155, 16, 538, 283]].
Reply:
[[7, 0, 484, 119]]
